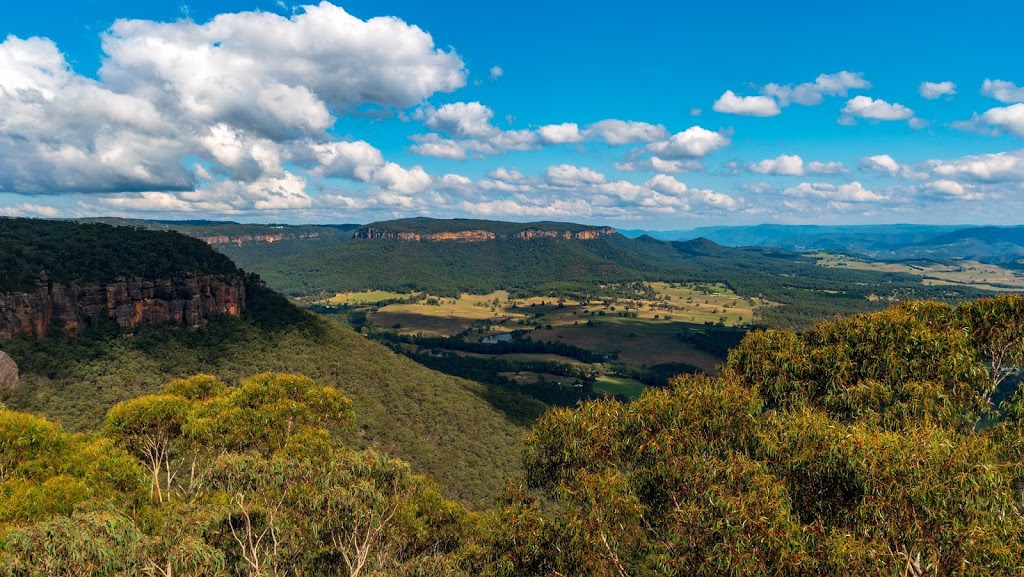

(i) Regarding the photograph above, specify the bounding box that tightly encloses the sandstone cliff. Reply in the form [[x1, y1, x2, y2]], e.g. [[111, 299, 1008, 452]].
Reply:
[[514, 227, 617, 240], [353, 226, 615, 242], [0, 351, 17, 392], [200, 232, 320, 245], [0, 274, 246, 340]]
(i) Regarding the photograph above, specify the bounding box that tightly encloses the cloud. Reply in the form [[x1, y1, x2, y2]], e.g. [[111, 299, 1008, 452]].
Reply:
[[582, 120, 668, 145], [806, 161, 849, 174], [614, 157, 704, 174], [981, 79, 1024, 103], [923, 149, 1024, 183], [858, 154, 929, 179], [744, 155, 848, 176], [917, 179, 985, 200], [372, 162, 431, 194], [423, 102, 497, 137], [546, 164, 606, 187], [783, 181, 884, 202], [0, 203, 62, 217], [311, 140, 385, 179], [488, 167, 527, 183], [489, 66, 503, 80], [537, 122, 584, 144], [0, 35, 193, 194], [644, 174, 739, 210], [101, 3, 465, 134], [0, 2, 466, 209], [747, 154, 804, 176], [978, 104, 1024, 136], [919, 81, 956, 99], [713, 71, 869, 118], [408, 134, 467, 160], [763, 71, 870, 106], [712, 91, 781, 117], [409, 116, 670, 159], [646, 126, 730, 159], [840, 96, 915, 124]]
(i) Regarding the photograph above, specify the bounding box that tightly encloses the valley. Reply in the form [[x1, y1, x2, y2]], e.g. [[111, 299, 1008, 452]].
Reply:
[[2, 216, 1023, 575]]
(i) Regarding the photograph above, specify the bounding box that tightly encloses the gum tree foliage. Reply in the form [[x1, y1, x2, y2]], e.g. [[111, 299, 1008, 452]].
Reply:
[[507, 296, 1024, 576], [1, 374, 468, 577]]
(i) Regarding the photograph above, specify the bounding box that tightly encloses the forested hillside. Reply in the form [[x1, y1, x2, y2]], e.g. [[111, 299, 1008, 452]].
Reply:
[[76, 218, 359, 271], [0, 220, 531, 504], [0, 218, 240, 292]]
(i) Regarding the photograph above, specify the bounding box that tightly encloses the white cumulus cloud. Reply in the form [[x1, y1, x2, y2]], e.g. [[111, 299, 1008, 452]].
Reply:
[[583, 120, 668, 145], [981, 79, 1024, 103], [747, 154, 805, 176], [763, 71, 871, 106], [859, 154, 929, 179], [423, 102, 497, 138], [840, 96, 915, 123], [783, 181, 884, 202], [924, 149, 1024, 183], [537, 123, 584, 144], [712, 91, 781, 117], [646, 126, 729, 159], [546, 164, 606, 187], [919, 81, 957, 99], [806, 161, 849, 174]]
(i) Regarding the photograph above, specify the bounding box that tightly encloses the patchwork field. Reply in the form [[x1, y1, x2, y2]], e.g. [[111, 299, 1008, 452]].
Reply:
[[814, 253, 1024, 292], [312, 282, 752, 398]]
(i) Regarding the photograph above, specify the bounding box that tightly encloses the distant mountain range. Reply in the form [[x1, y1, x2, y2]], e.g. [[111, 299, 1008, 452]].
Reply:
[[617, 224, 1024, 267]]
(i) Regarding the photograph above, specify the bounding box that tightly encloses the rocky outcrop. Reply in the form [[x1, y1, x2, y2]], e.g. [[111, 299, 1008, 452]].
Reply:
[[353, 228, 497, 242], [353, 227, 615, 242], [0, 351, 17, 392], [514, 227, 617, 240], [200, 233, 320, 246], [0, 274, 246, 340]]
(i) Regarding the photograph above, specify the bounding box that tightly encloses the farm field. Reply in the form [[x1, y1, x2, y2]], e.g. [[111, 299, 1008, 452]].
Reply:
[[312, 282, 750, 398], [813, 253, 1024, 292], [593, 375, 647, 398]]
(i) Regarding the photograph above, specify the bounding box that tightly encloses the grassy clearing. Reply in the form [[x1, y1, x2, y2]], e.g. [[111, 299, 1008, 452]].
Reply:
[[814, 253, 1024, 292], [367, 291, 511, 336], [325, 290, 411, 304], [593, 375, 646, 398]]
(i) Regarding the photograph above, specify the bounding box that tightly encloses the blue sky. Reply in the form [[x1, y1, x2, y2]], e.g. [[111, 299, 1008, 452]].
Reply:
[[1, 0, 1023, 227]]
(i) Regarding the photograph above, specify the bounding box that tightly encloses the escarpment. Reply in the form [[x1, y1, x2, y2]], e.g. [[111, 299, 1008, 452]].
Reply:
[[0, 273, 246, 339], [353, 226, 616, 242], [200, 232, 321, 245]]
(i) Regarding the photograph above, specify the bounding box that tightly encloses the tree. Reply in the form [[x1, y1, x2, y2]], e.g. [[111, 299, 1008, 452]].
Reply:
[[104, 395, 190, 504]]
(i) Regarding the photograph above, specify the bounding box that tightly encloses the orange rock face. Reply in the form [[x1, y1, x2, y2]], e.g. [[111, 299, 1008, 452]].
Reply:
[[0, 274, 246, 339]]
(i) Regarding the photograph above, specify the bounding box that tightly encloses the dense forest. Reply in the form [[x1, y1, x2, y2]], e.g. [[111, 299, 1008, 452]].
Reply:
[[76, 218, 360, 271], [3, 294, 1023, 575], [0, 219, 240, 292], [0, 283, 531, 506]]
